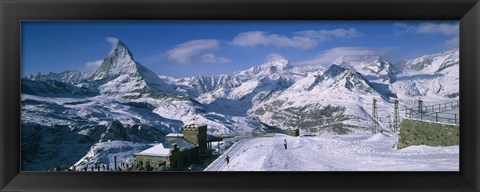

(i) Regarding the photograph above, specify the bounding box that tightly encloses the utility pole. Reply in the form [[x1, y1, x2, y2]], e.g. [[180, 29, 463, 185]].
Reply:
[[372, 98, 379, 134], [393, 99, 400, 133], [418, 99, 423, 114]]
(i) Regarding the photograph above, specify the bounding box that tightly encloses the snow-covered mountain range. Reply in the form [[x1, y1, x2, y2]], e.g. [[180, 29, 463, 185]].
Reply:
[[21, 40, 459, 170]]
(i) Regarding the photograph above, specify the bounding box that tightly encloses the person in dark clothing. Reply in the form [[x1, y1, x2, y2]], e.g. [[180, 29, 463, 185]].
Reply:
[[225, 155, 230, 165], [284, 139, 288, 150]]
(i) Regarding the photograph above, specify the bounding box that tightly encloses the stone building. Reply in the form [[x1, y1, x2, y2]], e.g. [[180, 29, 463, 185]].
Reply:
[[133, 124, 208, 171], [182, 124, 207, 152]]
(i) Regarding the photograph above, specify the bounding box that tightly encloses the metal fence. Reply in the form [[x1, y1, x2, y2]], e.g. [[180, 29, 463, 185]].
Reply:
[[403, 100, 459, 125], [218, 131, 275, 143]]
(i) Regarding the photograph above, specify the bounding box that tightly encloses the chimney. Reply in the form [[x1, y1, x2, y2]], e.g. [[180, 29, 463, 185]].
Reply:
[[172, 143, 178, 150]]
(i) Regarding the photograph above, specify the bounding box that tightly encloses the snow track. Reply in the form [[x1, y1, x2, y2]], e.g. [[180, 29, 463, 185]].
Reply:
[[204, 139, 251, 171]]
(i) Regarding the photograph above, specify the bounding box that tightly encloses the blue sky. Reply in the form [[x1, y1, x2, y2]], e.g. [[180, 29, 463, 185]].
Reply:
[[22, 21, 459, 78]]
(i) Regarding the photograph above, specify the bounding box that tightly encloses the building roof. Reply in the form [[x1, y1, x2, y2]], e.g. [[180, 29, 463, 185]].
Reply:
[[166, 133, 183, 137], [135, 143, 171, 157], [135, 138, 196, 157]]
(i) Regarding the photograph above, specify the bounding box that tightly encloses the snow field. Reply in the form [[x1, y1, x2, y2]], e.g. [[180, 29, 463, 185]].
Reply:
[[206, 134, 458, 171]]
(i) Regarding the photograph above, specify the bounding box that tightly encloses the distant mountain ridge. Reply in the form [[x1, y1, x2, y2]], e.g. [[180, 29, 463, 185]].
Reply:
[[24, 41, 459, 132]]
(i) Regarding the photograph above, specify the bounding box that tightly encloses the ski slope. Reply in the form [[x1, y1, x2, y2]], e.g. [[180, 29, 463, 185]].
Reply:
[[204, 134, 458, 171], [204, 139, 251, 171]]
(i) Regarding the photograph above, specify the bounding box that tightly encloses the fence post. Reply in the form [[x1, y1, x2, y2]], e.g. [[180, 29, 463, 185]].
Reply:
[[436, 112, 438, 122], [455, 114, 457, 125]]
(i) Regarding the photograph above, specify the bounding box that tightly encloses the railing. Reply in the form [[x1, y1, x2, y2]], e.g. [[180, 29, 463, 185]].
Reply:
[[226, 132, 275, 142], [403, 100, 459, 125]]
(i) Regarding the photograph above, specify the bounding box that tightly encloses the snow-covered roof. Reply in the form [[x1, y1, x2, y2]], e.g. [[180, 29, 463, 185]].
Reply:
[[135, 143, 171, 157], [135, 138, 196, 157], [166, 133, 183, 137]]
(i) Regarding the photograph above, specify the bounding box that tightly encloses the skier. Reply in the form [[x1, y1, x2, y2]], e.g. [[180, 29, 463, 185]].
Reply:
[[225, 155, 230, 165], [225, 155, 231, 171], [284, 139, 288, 150]]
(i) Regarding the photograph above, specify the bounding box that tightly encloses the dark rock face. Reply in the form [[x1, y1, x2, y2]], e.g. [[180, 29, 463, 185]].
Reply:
[[100, 120, 128, 142]]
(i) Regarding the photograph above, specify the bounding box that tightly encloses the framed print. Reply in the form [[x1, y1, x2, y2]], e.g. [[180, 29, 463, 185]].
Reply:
[[1, 0, 479, 191]]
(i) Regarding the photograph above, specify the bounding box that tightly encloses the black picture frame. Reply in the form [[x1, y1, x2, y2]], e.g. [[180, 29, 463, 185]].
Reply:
[[1, 0, 479, 191]]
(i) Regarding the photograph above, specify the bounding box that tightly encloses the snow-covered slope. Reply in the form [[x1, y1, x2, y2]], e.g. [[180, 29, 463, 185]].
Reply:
[[404, 48, 459, 74], [72, 141, 153, 171], [390, 48, 459, 105], [333, 55, 398, 83], [205, 134, 458, 171], [249, 64, 391, 135]]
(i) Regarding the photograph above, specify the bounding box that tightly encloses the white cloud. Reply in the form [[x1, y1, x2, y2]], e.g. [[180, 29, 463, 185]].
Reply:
[[231, 28, 362, 49], [166, 39, 221, 64], [443, 36, 459, 48], [201, 53, 231, 64], [265, 53, 286, 62], [85, 59, 103, 70], [231, 31, 317, 49], [294, 47, 377, 67], [394, 22, 459, 47], [416, 23, 459, 36], [295, 28, 362, 40], [105, 37, 119, 47], [393, 23, 416, 35]]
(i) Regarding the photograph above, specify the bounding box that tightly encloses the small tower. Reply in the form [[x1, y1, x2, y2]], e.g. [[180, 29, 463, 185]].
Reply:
[[182, 124, 207, 152], [393, 99, 400, 133], [418, 99, 423, 114]]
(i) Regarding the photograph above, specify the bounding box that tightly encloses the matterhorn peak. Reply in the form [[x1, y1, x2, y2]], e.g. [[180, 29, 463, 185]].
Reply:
[[92, 39, 139, 81], [109, 40, 135, 61], [90, 38, 178, 95]]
